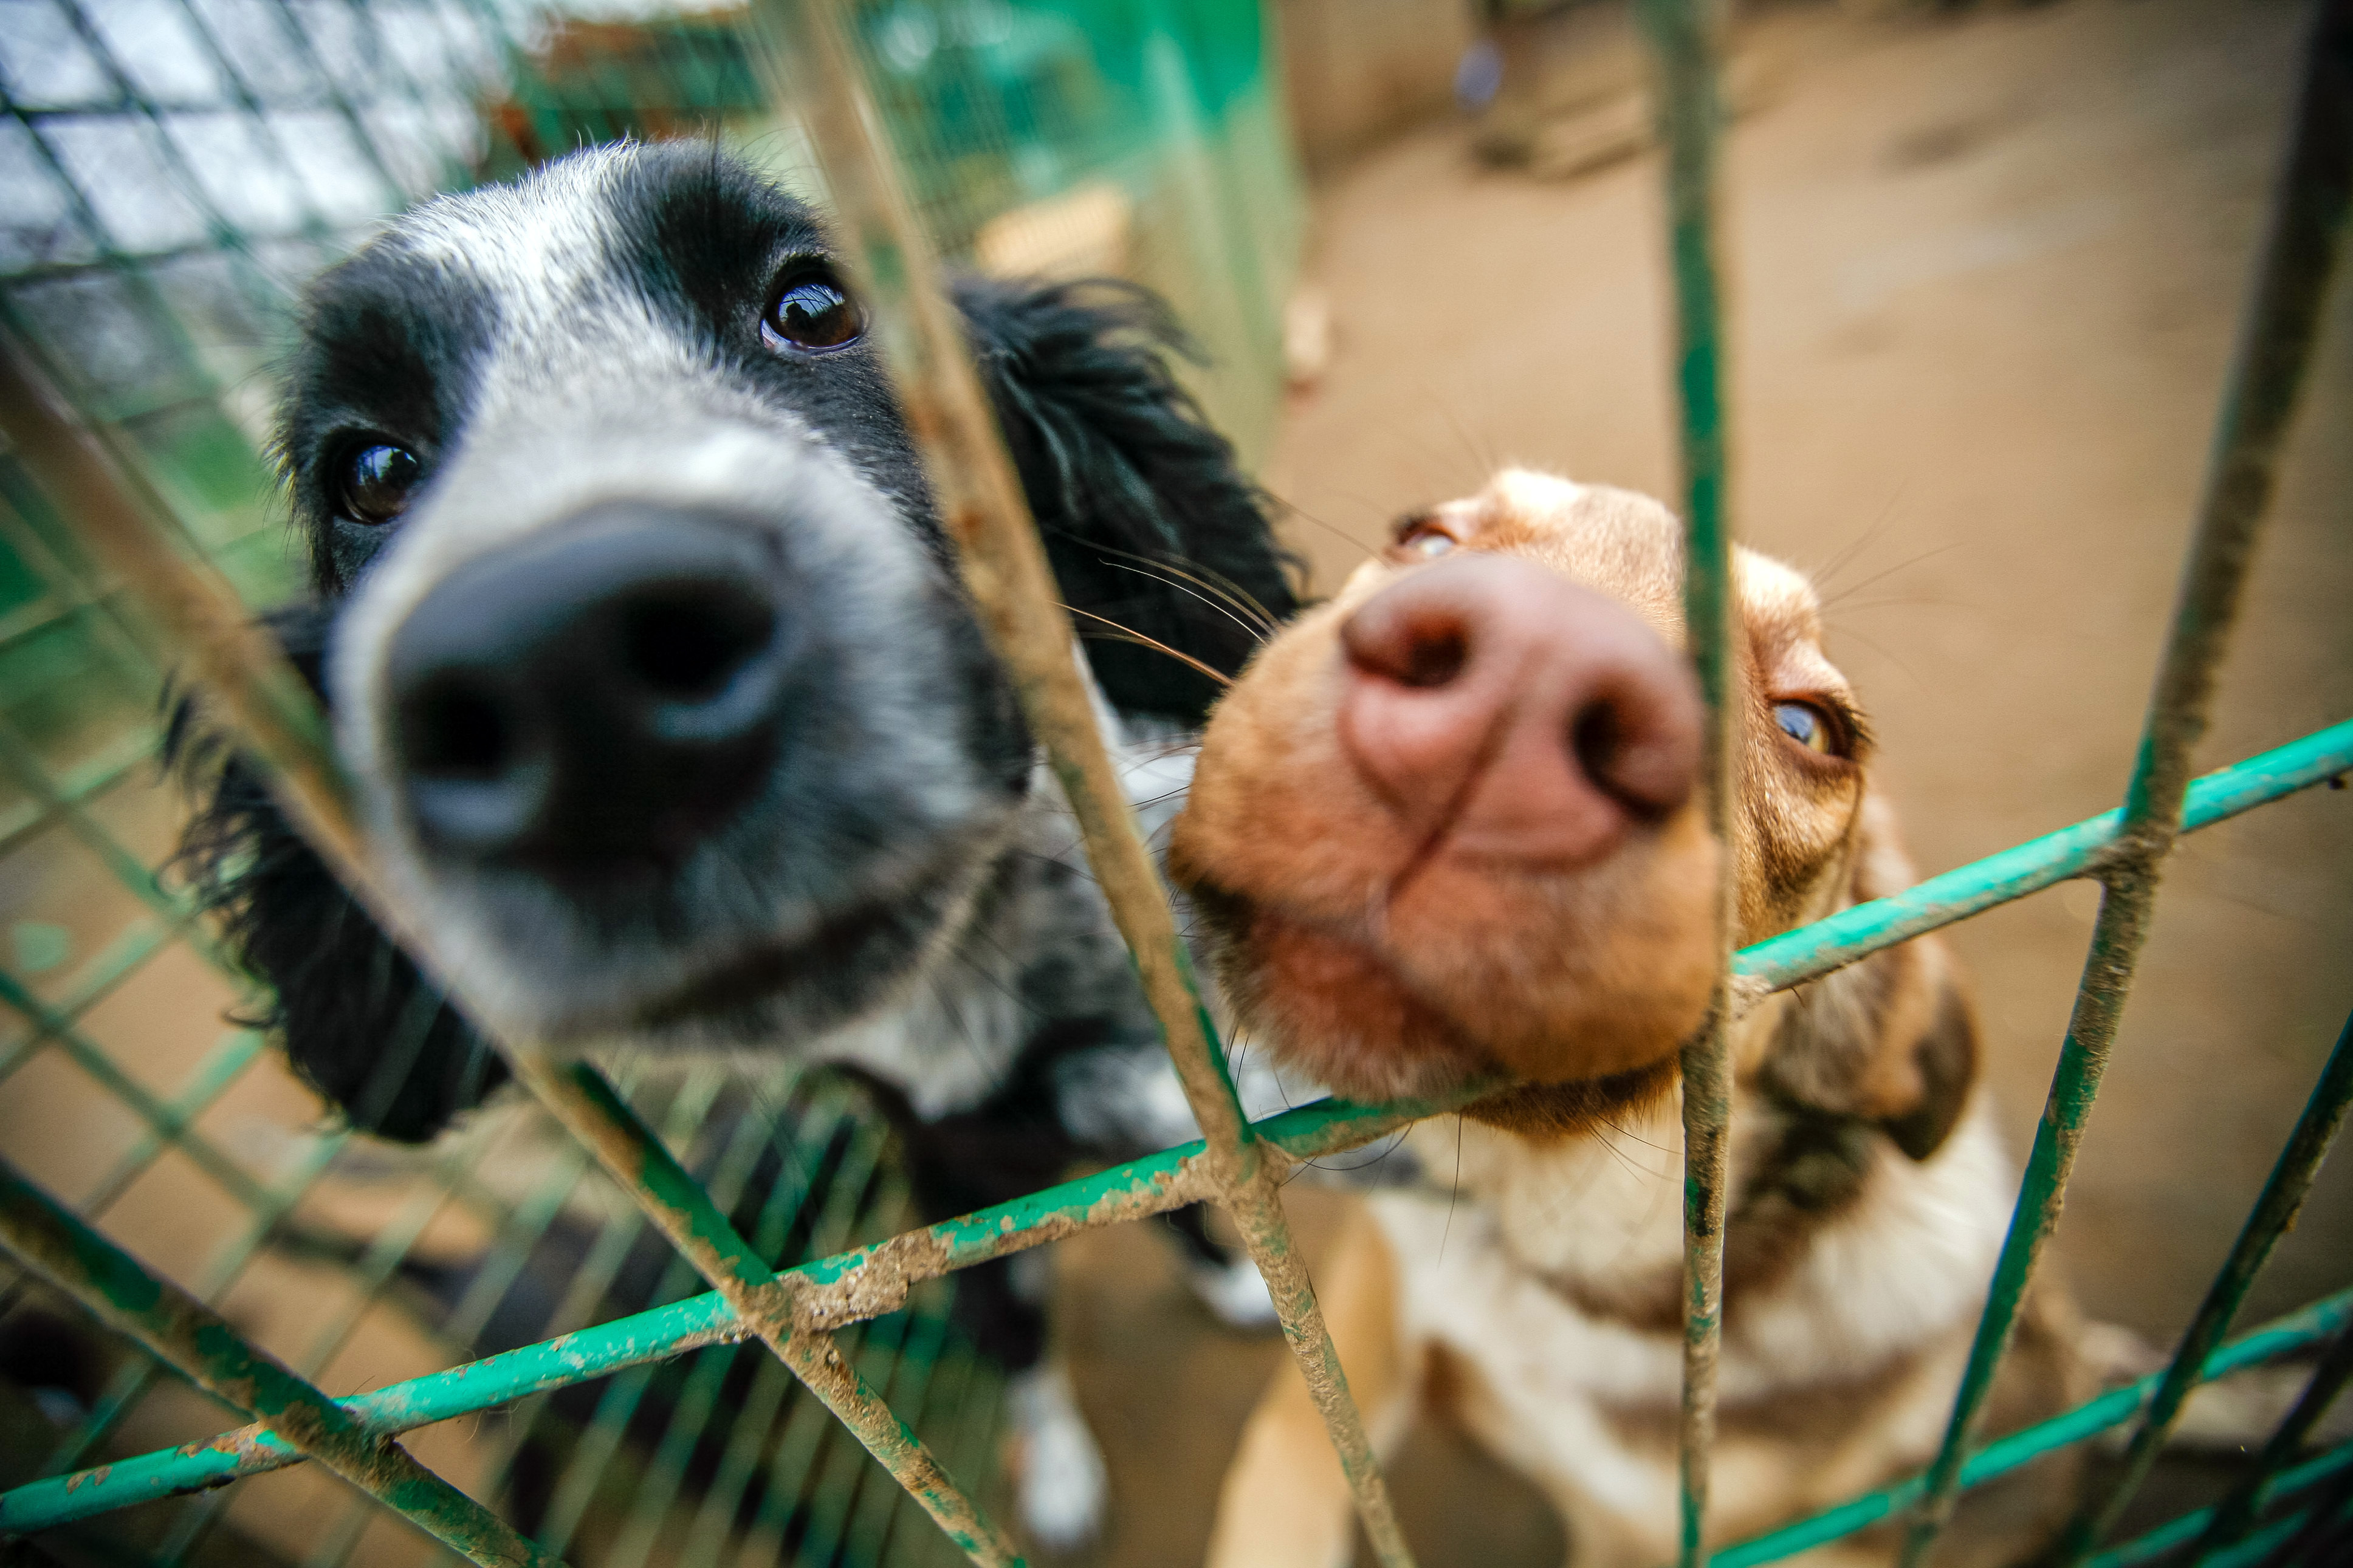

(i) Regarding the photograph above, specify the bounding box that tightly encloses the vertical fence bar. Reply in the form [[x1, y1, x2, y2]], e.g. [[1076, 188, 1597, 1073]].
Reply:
[[0, 1157, 553, 1568], [1630, 0, 1739, 1562], [743, 4, 1417, 1563], [2052, 1008, 2353, 1561], [2185, 1322, 2353, 1561], [4, 247, 1027, 1568], [1900, 4, 2353, 1560]]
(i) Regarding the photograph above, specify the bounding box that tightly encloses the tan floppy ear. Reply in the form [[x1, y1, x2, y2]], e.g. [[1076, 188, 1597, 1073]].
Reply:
[[1876, 970, 1979, 1161], [1760, 935, 1980, 1162], [1758, 792, 1980, 1162]]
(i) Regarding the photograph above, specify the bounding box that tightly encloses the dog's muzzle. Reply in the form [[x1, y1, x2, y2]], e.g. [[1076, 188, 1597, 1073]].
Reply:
[[384, 502, 791, 882]]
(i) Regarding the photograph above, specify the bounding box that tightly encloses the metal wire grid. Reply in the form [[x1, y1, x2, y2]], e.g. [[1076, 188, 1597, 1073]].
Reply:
[[0, 1, 1297, 1561], [0, 4, 2346, 1568], [0, 7, 1017, 1542]]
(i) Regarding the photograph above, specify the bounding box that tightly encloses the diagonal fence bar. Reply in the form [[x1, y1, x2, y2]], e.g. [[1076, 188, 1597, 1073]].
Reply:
[[2050, 1007, 2353, 1562], [1899, 2, 2353, 1561], [1733, 717, 2353, 991], [2086, 1437, 2353, 1568], [1630, 0, 1740, 1561], [1712, 1288, 2353, 1567], [492, 1059, 1028, 1566], [4, 717, 2347, 1539], [0, 1156, 554, 1568], [2, 210, 1028, 1568], [743, 1, 1418, 1561], [2182, 1319, 2353, 1563]]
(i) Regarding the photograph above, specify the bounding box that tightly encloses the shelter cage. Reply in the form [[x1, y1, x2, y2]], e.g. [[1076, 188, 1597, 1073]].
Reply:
[[0, 2, 2348, 1568]]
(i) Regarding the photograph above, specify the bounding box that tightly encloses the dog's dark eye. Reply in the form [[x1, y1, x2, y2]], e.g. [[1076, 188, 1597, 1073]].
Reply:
[[1774, 701, 1841, 756], [337, 442, 421, 527], [762, 273, 862, 354]]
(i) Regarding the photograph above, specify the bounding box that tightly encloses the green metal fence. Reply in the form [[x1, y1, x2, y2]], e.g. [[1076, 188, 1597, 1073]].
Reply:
[[0, 1, 2349, 1567], [0, 1, 1299, 1563]]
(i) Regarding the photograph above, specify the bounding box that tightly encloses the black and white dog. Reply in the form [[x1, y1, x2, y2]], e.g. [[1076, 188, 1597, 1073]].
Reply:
[[171, 140, 1297, 1547]]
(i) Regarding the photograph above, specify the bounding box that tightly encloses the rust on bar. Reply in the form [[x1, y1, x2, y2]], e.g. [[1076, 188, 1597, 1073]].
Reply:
[[0, 1157, 553, 1568], [744, 3, 1417, 1561]]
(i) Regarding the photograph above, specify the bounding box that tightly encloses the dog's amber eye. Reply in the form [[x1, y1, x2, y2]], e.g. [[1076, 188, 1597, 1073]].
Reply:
[[763, 272, 863, 353], [1393, 514, 1458, 558], [1774, 701, 1840, 756], [337, 442, 421, 527]]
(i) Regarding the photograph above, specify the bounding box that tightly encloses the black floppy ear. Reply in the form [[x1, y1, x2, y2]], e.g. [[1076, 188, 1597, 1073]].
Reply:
[[166, 604, 507, 1143], [952, 275, 1300, 726]]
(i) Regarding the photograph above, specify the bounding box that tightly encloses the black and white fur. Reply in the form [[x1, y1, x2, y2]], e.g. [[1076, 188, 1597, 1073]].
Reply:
[[171, 140, 1297, 1547]]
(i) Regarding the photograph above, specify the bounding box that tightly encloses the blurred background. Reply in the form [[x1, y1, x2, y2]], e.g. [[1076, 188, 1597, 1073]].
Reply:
[[0, 0, 2346, 1564]]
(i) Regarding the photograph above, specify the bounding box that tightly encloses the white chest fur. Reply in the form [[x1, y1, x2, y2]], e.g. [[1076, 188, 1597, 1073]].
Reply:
[[1368, 1089, 2015, 1554]]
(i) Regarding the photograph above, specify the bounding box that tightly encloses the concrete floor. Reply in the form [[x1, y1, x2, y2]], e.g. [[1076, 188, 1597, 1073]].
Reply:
[[1057, 0, 2353, 1562]]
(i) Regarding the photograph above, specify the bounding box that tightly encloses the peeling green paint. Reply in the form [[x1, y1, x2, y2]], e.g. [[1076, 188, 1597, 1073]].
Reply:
[[5, 721, 2349, 1542], [0, 1155, 554, 1566]]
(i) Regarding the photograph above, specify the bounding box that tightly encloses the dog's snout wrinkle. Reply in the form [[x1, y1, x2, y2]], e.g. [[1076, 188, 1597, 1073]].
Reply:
[[386, 504, 790, 872], [1338, 555, 1702, 870]]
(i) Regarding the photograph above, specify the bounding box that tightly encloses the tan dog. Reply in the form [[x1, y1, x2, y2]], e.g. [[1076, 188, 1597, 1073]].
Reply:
[[1169, 470, 2084, 1567]]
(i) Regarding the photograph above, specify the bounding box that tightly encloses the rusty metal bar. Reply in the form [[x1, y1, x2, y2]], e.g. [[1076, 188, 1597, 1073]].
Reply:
[[1629, 0, 1740, 1560], [1899, 3, 2353, 1560], [744, 2, 1418, 1561], [0, 1155, 553, 1568], [0, 332, 363, 884], [499, 1060, 1029, 1566]]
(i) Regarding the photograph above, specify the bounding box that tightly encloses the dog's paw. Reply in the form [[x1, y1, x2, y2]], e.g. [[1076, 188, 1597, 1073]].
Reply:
[[1007, 1363, 1107, 1553], [1183, 1253, 1280, 1333]]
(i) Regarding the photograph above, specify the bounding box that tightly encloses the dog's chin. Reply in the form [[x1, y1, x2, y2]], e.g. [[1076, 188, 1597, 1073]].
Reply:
[[437, 847, 991, 1054], [1200, 880, 1708, 1111], [620, 892, 942, 1047], [1201, 894, 1489, 1104]]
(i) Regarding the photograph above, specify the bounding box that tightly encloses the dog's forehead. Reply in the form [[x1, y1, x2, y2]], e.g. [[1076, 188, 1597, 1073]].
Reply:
[[1463, 468, 1689, 634], [1465, 470, 1838, 674], [334, 143, 823, 335], [389, 143, 637, 310], [1733, 550, 1837, 685]]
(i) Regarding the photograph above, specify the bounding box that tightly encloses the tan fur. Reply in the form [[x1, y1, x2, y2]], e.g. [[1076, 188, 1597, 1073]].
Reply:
[[1176, 471, 2084, 1566]]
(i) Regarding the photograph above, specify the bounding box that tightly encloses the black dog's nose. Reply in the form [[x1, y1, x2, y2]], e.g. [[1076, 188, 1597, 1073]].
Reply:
[[385, 505, 788, 873]]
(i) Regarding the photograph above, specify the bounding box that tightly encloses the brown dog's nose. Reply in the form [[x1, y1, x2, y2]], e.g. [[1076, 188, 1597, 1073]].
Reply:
[[1337, 553, 1703, 866]]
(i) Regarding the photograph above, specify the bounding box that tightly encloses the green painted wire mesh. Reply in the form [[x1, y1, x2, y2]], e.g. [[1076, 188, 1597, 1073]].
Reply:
[[0, 1, 1304, 1563], [6, 0, 2352, 1565]]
